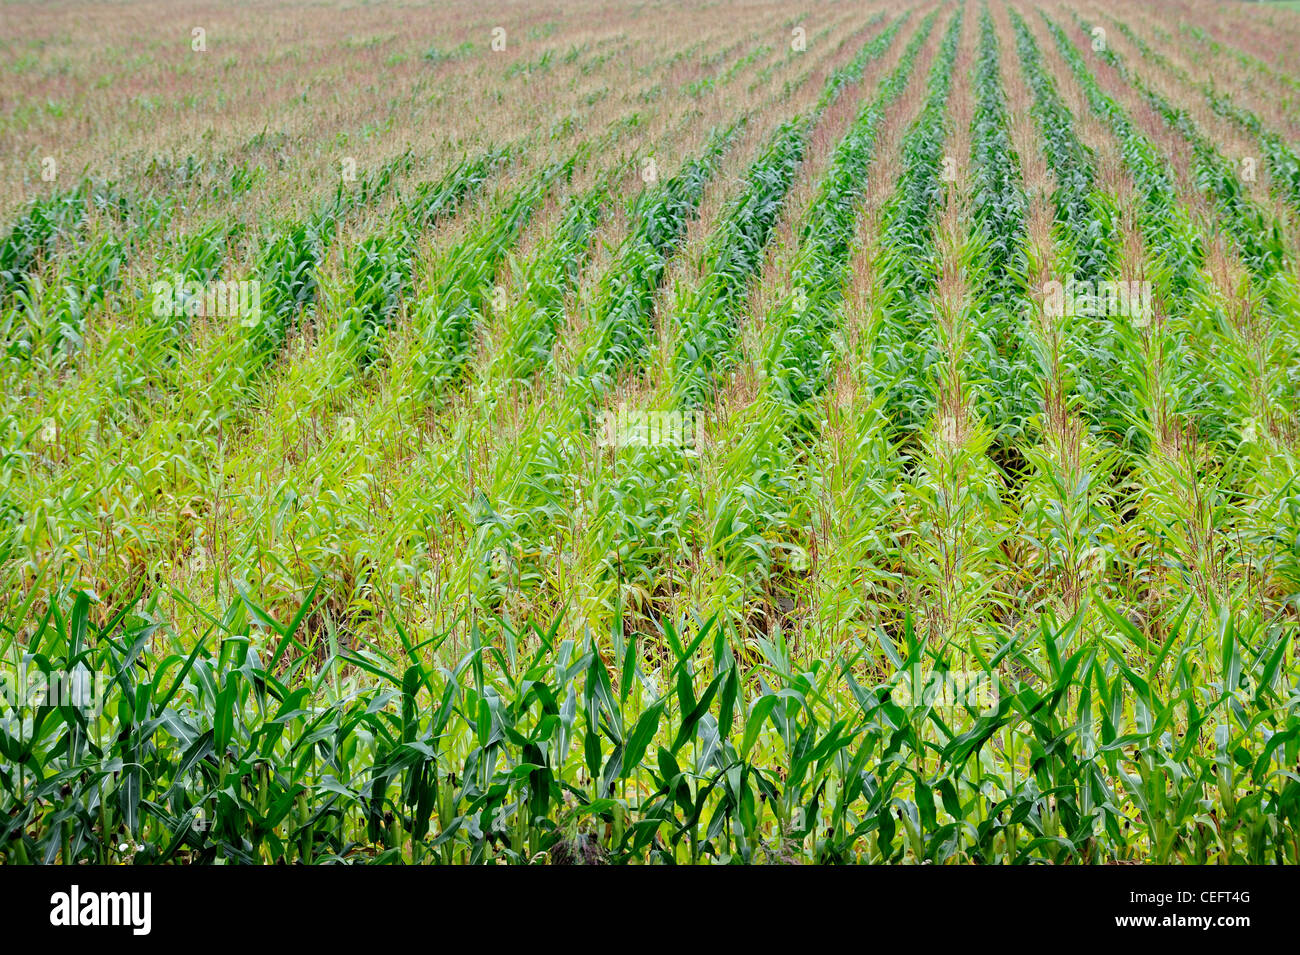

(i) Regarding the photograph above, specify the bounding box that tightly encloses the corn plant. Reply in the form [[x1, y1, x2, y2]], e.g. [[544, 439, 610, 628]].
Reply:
[[3, 0, 1300, 868]]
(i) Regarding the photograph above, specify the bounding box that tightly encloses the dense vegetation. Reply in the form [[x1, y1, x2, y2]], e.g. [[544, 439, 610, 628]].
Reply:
[[2, 0, 1299, 864]]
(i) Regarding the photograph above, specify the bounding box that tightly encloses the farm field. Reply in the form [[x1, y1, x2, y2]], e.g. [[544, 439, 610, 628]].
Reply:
[[1, 0, 1300, 866]]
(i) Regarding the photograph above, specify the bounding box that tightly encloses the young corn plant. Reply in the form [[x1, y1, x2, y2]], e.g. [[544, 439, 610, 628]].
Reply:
[[4, 1, 1300, 870], [569, 126, 736, 411], [965, 5, 1033, 449], [409, 157, 573, 394], [1103, 13, 1300, 214], [565, 16, 921, 631], [870, 10, 965, 436], [483, 189, 606, 391], [689, 12, 947, 632]]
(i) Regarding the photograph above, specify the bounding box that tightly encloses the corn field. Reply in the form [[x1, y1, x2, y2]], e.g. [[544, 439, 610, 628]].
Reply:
[[2, 0, 1300, 866]]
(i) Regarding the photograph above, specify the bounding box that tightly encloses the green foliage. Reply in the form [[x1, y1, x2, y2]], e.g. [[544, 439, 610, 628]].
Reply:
[[869, 10, 964, 433], [1011, 13, 1112, 283], [573, 127, 735, 404], [1046, 15, 1203, 310], [3, 591, 1297, 864], [670, 14, 913, 409], [2, 3, 1298, 868], [0, 190, 87, 300], [967, 7, 1033, 444]]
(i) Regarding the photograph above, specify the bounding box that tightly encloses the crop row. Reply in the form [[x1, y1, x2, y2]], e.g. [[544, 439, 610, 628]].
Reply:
[[1103, 12, 1300, 214], [4, 574, 1295, 863], [866, 8, 966, 436], [671, 12, 914, 409], [1007, 9, 1133, 448]]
